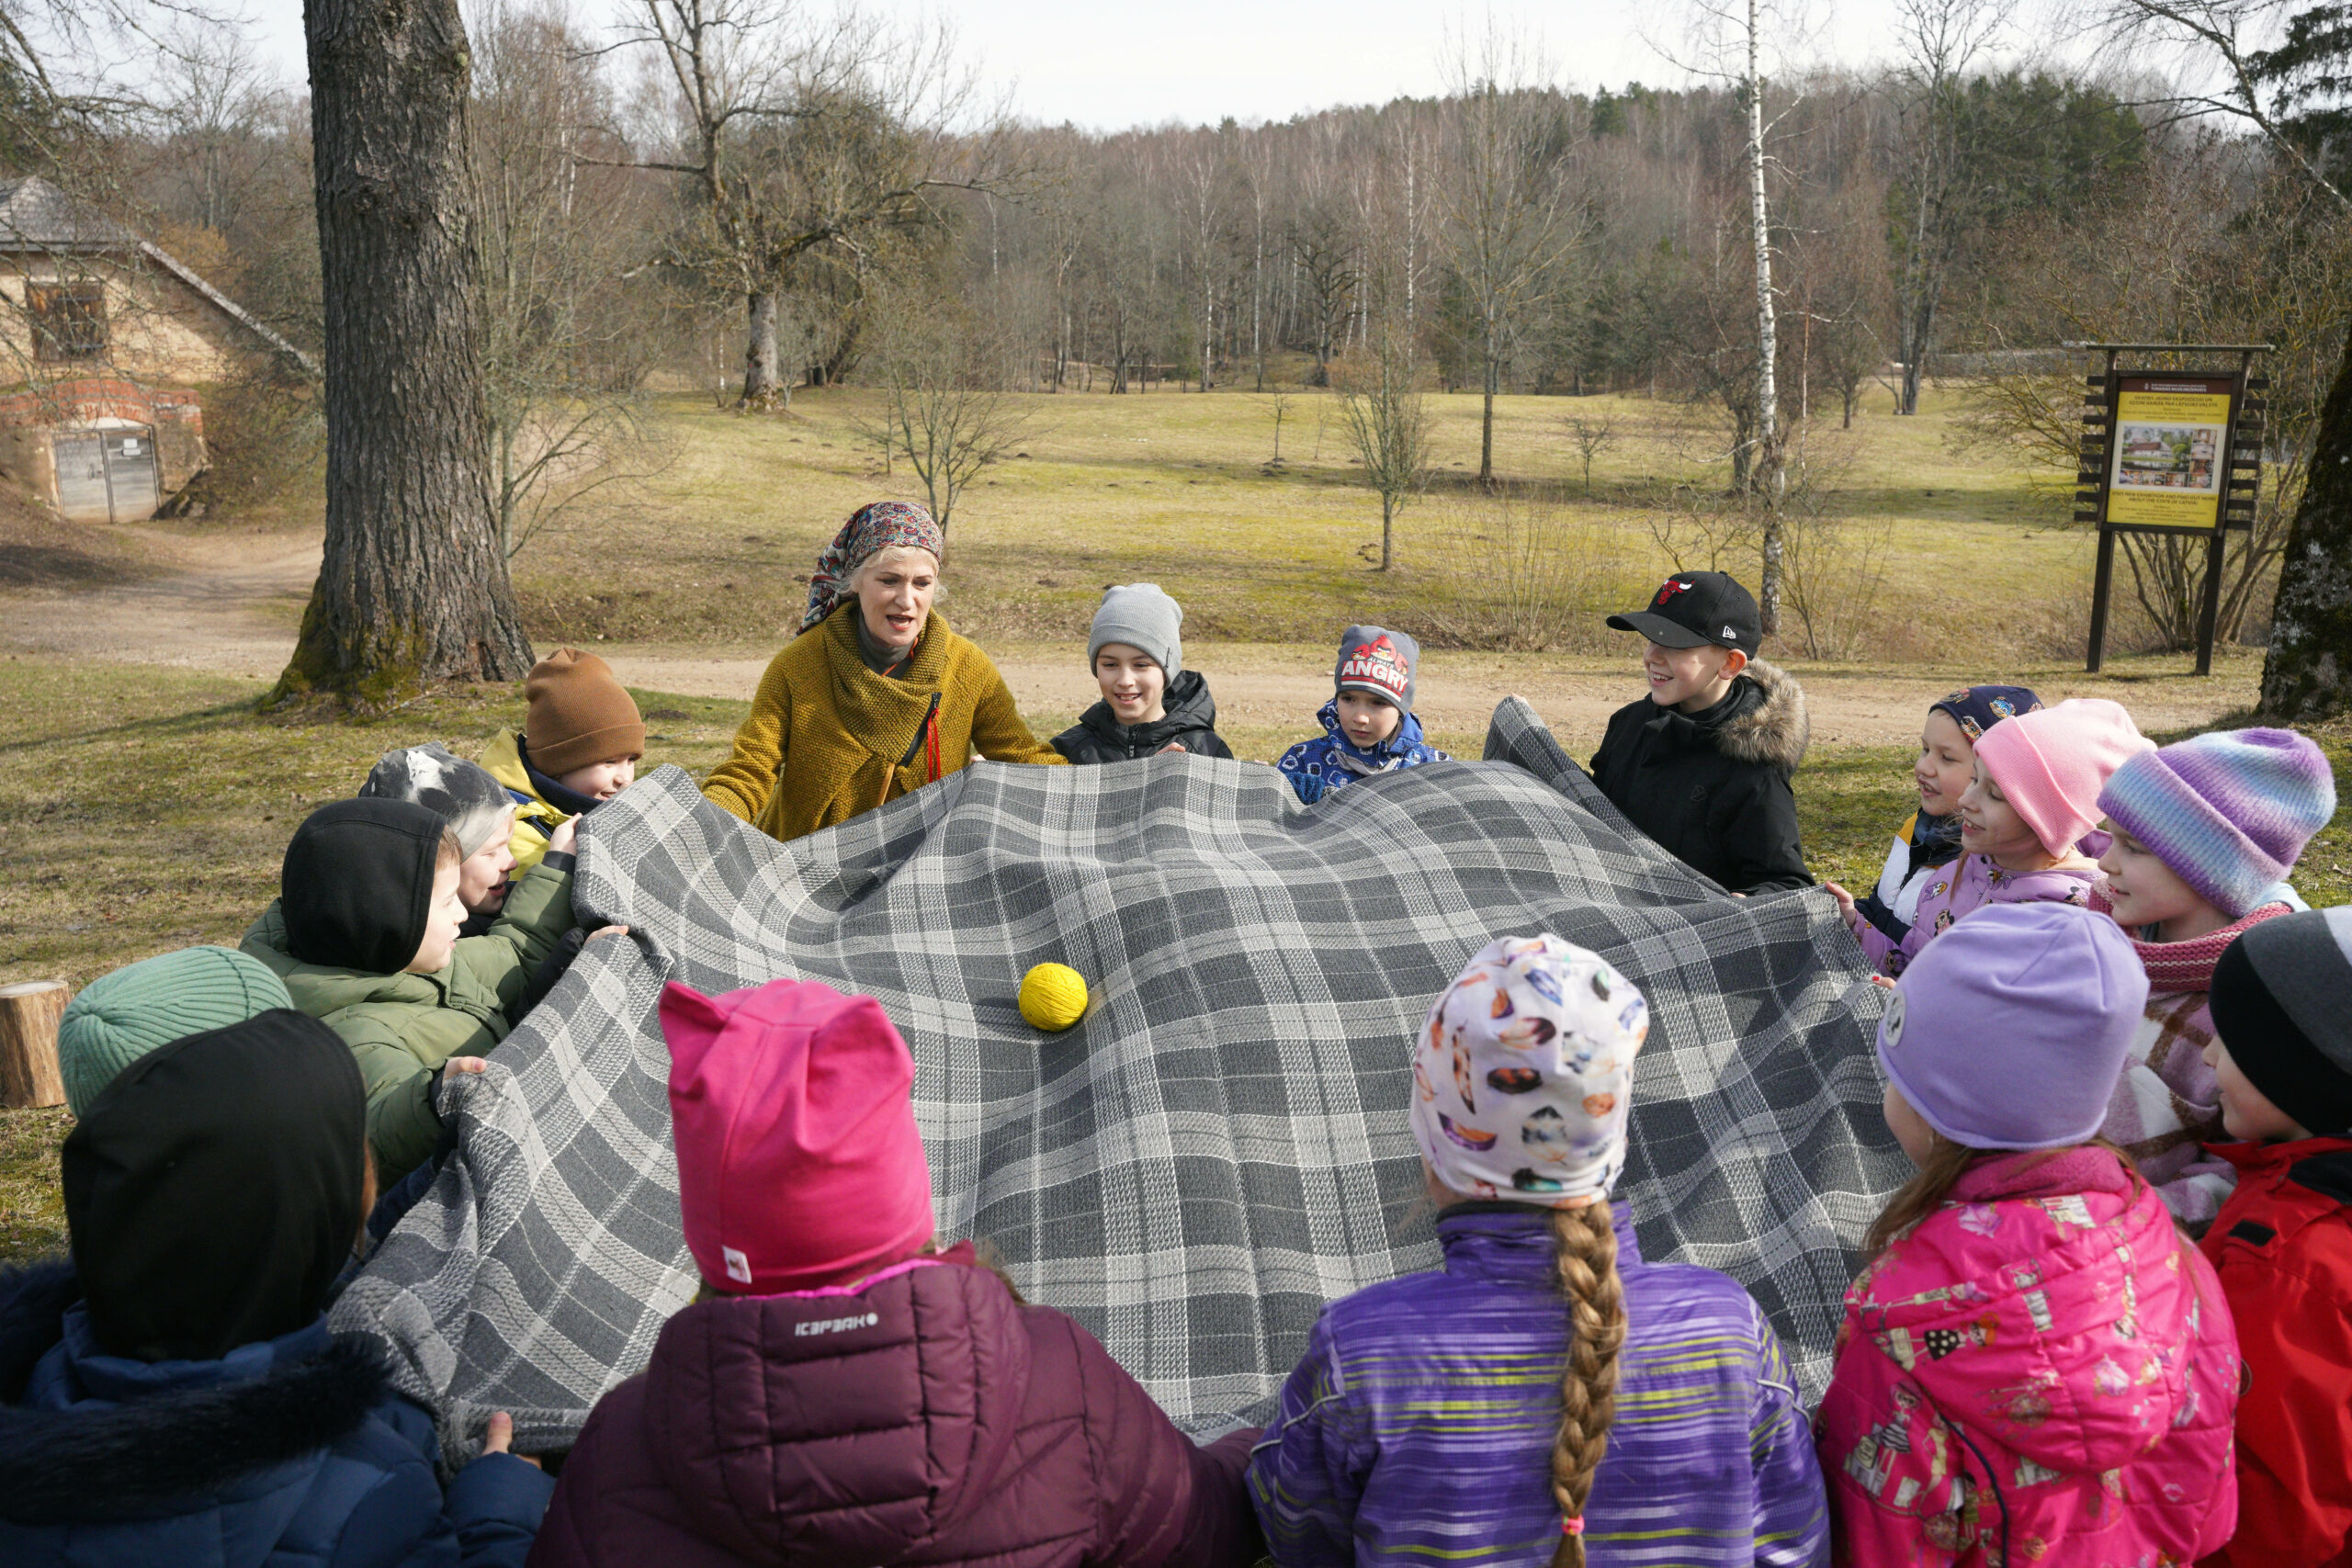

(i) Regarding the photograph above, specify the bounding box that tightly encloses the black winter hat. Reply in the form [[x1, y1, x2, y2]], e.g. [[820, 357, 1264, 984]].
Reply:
[[64, 1010, 368, 1362], [1608, 570, 1761, 654], [2211, 909, 2352, 1137], [282, 797, 445, 975]]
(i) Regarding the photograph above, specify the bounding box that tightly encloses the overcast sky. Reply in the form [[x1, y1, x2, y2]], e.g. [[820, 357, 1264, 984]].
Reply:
[[241, 0, 2092, 132]]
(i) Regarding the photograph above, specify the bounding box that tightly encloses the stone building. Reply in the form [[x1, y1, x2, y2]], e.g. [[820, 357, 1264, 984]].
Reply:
[[0, 176, 312, 523]]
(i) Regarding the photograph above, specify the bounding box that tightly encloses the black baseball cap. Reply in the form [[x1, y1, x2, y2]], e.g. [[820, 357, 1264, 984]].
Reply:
[[1607, 570, 1760, 653]]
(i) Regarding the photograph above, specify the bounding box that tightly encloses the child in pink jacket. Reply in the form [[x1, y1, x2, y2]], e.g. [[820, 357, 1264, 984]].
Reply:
[[1815, 903, 2239, 1566], [1839, 698, 2149, 977]]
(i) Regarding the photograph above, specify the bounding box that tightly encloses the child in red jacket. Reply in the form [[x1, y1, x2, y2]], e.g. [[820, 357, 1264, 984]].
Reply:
[[2199, 908, 2352, 1568]]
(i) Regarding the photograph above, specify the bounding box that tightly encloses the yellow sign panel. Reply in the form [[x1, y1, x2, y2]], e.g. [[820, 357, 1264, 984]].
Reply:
[[2108, 388, 2233, 530]]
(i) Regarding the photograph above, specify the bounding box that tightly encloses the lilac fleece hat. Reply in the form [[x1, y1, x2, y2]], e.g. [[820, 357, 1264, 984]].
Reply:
[[1971, 698, 2153, 857], [2098, 728, 2335, 919], [1877, 902, 2148, 1150]]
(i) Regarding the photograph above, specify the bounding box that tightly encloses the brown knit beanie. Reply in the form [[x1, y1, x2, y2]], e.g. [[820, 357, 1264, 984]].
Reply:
[[524, 649, 645, 776]]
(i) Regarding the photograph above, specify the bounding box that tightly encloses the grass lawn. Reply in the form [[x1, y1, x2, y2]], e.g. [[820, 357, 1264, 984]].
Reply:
[[511, 382, 2106, 664], [3, 655, 2346, 1263]]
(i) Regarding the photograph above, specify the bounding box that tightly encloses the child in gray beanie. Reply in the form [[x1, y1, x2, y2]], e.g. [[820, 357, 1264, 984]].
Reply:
[[1052, 583, 1235, 764]]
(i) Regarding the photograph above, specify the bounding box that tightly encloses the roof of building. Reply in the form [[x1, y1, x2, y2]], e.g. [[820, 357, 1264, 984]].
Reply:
[[0, 175, 316, 377]]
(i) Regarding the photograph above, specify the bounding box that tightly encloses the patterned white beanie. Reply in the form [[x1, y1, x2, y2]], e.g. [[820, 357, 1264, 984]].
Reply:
[[1411, 934, 1650, 1206]]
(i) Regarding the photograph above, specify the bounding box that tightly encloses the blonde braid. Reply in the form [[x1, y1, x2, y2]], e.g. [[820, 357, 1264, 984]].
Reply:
[[1548, 1200, 1626, 1568]]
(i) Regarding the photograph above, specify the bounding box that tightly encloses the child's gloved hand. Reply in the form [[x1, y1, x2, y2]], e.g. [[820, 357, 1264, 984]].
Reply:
[[547, 818, 580, 856]]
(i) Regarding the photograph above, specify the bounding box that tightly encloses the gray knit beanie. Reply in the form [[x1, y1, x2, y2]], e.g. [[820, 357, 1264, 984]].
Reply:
[[1087, 583, 1183, 679], [58, 946, 293, 1115], [358, 742, 514, 858]]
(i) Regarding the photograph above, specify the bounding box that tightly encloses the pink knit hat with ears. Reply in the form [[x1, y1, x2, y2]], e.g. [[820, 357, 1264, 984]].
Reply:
[[661, 977, 935, 1295], [1971, 698, 2154, 858]]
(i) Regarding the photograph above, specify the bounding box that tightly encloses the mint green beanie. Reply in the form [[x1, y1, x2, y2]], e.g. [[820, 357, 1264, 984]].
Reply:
[[58, 946, 294, 1115]]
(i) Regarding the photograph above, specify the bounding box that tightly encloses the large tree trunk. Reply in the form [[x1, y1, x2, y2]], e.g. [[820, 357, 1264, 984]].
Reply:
[[742, 288, 786, 409], [278, 0, 532, 705], [2260, 336, 2352, 720]]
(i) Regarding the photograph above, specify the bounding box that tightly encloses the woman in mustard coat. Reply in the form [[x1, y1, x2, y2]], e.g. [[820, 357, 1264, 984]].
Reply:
[[702, 501, 1064, 842]]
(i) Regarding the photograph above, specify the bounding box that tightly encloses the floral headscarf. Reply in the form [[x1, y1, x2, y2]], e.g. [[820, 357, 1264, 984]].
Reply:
[[1410, 934, 1650, 1208], [800, 501, 944, 631]]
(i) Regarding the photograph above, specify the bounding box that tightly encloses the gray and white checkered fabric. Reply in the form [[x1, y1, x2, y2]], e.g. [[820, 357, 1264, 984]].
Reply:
[[332, 697, 1905, 1462]]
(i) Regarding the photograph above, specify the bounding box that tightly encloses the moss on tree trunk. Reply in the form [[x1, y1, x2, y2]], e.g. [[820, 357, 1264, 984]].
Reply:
[[2261, 336, 2352, 722]]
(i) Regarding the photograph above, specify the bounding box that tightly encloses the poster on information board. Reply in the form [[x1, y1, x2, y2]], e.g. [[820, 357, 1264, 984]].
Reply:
[[2105, 373, 2238, 530]]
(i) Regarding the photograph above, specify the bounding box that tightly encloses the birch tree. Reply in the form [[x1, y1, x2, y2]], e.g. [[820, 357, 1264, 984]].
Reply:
[[1656, 0, 1807, 631]]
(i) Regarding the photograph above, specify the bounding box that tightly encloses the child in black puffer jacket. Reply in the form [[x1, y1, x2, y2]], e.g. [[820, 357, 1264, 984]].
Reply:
[[1053, 583, 1234, 764]]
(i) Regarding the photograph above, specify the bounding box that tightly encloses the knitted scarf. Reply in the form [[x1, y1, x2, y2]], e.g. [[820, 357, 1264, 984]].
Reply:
[[2088, 884, 2291, 994]]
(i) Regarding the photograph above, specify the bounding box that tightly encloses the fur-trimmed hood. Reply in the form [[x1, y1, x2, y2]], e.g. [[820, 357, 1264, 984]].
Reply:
[[0, 1261, 387, 1527], [1712, 660, 1809, 773]]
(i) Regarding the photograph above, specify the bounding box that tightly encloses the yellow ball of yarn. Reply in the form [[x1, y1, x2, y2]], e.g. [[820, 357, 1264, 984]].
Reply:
[[1019, 963, 1090, 1032]]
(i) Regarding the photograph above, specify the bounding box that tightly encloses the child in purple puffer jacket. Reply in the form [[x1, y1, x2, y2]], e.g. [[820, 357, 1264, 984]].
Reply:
[[530, 976, 1260, 1568], [1246, 935, 1827, 1568]]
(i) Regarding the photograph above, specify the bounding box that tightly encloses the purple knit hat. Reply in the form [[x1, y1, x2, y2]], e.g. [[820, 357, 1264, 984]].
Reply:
[[2098, 728, 2335, 919], [1877, 902, 2148, 1150]]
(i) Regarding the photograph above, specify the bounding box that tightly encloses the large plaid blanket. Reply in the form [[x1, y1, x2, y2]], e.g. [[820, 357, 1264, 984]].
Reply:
[[331, 698, 1905, 1462]]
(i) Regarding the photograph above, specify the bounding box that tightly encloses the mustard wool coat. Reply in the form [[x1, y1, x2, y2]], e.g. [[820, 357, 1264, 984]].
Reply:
[[702, 604, 1065, 843]]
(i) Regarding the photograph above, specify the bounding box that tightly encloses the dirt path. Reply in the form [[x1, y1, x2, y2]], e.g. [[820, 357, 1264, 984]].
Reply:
[[1, 529, 2262, 745], [2, 527, 319, 682]]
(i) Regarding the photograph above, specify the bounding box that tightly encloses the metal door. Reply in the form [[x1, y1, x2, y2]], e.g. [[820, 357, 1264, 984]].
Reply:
[[51, 432, 109, 522], [49, 426, 159, 523], [102, 430, 159, 520]]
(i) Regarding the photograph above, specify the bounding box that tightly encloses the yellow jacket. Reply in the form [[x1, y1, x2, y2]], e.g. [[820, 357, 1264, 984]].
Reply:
[[481, 728, 573, 874], [703, 604, 1064, 843]]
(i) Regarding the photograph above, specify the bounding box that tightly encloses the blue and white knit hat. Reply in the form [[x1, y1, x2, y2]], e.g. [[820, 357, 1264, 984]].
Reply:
[[1411, 934, 1650, 1207]]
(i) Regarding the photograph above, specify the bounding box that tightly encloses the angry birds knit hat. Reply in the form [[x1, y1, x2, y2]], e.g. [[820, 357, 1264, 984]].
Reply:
[[1334, 625, 1419, 713], [1411, 934, 1650, 1207]]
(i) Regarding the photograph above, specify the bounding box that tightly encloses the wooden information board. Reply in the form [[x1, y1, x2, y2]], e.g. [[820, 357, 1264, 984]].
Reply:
[[2073, 344, 2268, 675]]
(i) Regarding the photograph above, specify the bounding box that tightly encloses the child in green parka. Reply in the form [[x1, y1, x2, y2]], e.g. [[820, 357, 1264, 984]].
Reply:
[[242, 796, 583, 1179]]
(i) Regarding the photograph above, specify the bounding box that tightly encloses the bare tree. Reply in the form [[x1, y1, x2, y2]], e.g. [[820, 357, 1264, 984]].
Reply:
[[1336, 313, 1432, 571], [1656, 0, 1809, 630], [1565, 412, 1620, 494], [853, 288, 1034, 526], [616, 0, 1012, 408], [1439, 31, 1580, 485], [1887, 0, 2012, 414], [470, 0, 666, 558], [278, 0, 534, 704]]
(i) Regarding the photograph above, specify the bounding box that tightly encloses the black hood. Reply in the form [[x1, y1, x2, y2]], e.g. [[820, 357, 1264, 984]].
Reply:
[[281, 796, 444, 974], [64, 1011, 368, 1363]]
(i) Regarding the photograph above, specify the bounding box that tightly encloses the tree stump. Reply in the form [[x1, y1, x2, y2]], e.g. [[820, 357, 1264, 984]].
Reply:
[[0, 981, 69, 1110]]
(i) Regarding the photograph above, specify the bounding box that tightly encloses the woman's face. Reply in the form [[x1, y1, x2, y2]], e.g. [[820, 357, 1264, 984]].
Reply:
[[1916, 709, 1974, 818], [855, 547, 938, 651], [1957, 754, 2047, 865]]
